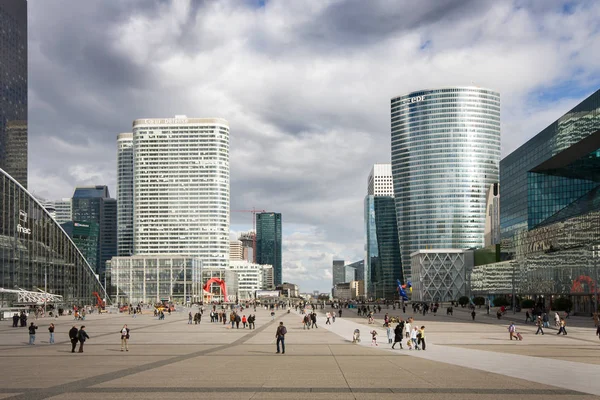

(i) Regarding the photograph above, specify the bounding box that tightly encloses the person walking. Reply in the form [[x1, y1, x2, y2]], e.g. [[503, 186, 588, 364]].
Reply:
[[48, 323, 55, 344], [275, 321, 287, 354], [370, 329, 378, 346], [386, 324, 393, 344], [542, 312, 549, 328], [554, 312, 561, 328], [508, 322, 517, 340], [69, 326, 79, 353], [404, 320, 411, 339], [78, 326, 89, 353], [596, 324, 600, 340], [120, 324, 130, 351], [325, 312, 331, 325], [418, 326, 426, 351], [188, 312, 193, 324], [338, 309, 342, 318], [28, 322, 38, 345], [242, 315, 247, 328], [535, 316, 544, 335], [311, 312, 318, 329], [471, 310, 476, 321], [392, 322, 403, 349], [410, 327, 419, 350], [557, 319, 567, 335], [12, 313, 18, 327]]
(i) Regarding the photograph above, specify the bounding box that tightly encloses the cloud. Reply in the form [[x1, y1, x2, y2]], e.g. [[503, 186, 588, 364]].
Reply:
[[28, 0, 600, 293]]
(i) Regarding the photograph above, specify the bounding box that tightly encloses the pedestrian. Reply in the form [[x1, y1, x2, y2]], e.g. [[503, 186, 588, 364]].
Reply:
[[325, 312, 331, 325], [370, 329, 378, 346], [525, 310, 531, 324], [48, 323, 55, 344], [557, 318, 567, 335], [404, 320, 411, 339], [535, 316, 544, 335], [12, 313, 18, 327], [120, 324, 130, 351], [275, 321, 287, 354], [554, 312, 560, 328], [596, 324, 600, 340], [418, 326, 426, 351], [69, 325, 79, 353], [235, 313, 241, 329], [28, 322, 38, 345], [311, 312, 318, 329], [543, 312, 549, 328], [508, 322, 517, 340], [471, 310, 476, 321], [338, 309, 342, 318], [392, 322, 403, 349], [188, 312, 193, 324], [78, 326, 89, 353], [242, 315, 247, 328], [386, 324, 393, 344], [410, 327, 419, 350]]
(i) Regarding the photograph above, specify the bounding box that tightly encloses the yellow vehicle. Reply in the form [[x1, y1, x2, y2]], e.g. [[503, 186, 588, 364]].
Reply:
[[154, 303, 175, 312]]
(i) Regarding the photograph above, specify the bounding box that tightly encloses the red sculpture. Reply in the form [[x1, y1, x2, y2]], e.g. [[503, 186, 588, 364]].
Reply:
[[203, 278, 228, 302]]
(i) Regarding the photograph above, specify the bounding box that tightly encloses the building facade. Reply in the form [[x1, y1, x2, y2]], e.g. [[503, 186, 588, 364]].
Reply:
[[0, 0, 27, 188], [365, 195, 402, 300], [230, 240, 243, 260], [53, 198, 72, 224], [0, 168, 107, 305], [229, 260, 273, 300], [332, 259, 345, 287], [71, 186, 117, 277], [494, 89, 600, 314], [368, 163, 394, 196], [61, 221, 100, 274], [132, 117, 230, 269], [255, 212, 282, 285], [346, 259, 364, 282], [117, 133, 134, 256], [391, 87, 501, 281], [484, 183, 500, 247], [107, 255, 202, 305], [411, 249, 473, 302]]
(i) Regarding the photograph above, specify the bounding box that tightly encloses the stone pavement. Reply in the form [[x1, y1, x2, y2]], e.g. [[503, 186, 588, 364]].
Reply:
[[0, 306, 597, 399]]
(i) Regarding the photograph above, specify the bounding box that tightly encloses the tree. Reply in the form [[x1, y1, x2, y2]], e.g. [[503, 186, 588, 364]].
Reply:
[[492, 297, 510, 307], [553, 297, 573, 311], [473, 297, 486, 307], [520, 299, 535, 309], [458, 296, 469, 307]]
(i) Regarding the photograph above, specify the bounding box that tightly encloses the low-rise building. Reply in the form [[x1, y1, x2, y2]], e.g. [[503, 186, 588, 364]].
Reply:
[[229, 260, 273, 300]]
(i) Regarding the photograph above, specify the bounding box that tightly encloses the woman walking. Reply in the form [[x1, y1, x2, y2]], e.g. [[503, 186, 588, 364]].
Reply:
[[120, 324, 130, 351], [386, 324, 393, 344], [48, 323, 55, 344], [392, 322, 403, 349]]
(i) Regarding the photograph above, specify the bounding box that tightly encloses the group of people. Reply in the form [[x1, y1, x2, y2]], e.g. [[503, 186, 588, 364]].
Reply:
[[229, 312, 256, 329], [378, 317, 426, 350], [11, 311, 28, 328], [302, 312, 318, 329]]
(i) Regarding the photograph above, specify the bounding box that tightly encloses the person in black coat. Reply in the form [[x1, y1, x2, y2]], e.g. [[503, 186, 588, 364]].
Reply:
[[392, 322, 404, 349], [77, 326, 89, 353], [69, 326, 79, 353], [12, 313, 18, 327]]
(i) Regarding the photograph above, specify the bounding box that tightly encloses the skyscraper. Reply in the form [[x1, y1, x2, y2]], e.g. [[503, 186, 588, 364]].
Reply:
[[332, 259, 345, 287], [368, 163, 394, 196], [72, 186, 117, 276], [132, 116, 230, 268], [391, 87, 501, 281], [256, 212, 282, 286], [54, 198, 72, 224], [117, 133, 134, 256], [0, 0, 27, 187]]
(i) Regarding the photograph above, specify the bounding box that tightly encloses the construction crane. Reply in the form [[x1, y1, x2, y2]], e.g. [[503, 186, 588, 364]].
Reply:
[[231, 208, 266, 263]]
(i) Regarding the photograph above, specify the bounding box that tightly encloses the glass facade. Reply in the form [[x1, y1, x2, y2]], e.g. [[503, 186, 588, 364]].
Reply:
[[0, 0, 27, 188], [117, 133, 134, 256], [0, 168, 107, 305], [107, 255, 202, 305], [72, 186, 117, 277], [256, 212, 282, 286], [61, 221, 100, 272], [391, 87, 501, 281], [364, 195, 403, 300]]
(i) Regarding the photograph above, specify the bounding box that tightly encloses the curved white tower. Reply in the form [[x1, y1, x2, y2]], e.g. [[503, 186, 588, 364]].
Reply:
[[132, 116, 230, 268], [391, 87, 501, 280], [117, 133, 134, 256]]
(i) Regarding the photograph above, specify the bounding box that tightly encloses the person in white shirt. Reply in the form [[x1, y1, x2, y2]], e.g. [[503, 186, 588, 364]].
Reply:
[[120, 324, 130, 352], [404, 321, 412, 339], [410, 327, 419, 350]]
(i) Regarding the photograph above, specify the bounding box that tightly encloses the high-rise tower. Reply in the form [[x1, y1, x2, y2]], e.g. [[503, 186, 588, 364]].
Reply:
[[117, 133, 134, 256], [132, 116, 230, 268], [0, 0, 27, 187], [256, 212, 282, 286], [391, 87, 501, 281]]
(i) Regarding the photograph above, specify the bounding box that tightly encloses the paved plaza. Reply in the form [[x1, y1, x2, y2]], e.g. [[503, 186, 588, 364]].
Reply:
[[0, 305, 599, 399]]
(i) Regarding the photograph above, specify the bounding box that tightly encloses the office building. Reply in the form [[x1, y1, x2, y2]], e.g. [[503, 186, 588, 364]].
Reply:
[[344, 265, 356, 283], [391, 87, 501, 281], [0, 169, 106, 305], [229, 260, 273, 300], [365, 195, 402, 300], [201, 267, 238, 302], [332, 259, 345, 287], [255, 212, 282, 285], [484, 183, 500, 247], [238, 231, 254, 262], [230, 240, 243, 260], [493, 89, 600, 314], [0, 0, 27, 188], [107, 255, 202, 305], [346, 260, 365, 281], [411, 249, 473, 302], [276, 282, 299, 298], [117, 133, 134, 256], [368, 163, 394, 196], [132, 117, 230, 269], [54, 198, 72, 224], [61, 221, 100, 272], [72, 186, 117, 277]]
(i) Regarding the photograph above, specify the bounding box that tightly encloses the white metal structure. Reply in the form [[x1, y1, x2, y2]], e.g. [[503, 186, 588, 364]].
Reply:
[[132, 116, 230, 268], [117, 133, 134, 256], [0, 288, 63, 304], [367, 163, 394, 196], [410, 249, 474, 302]]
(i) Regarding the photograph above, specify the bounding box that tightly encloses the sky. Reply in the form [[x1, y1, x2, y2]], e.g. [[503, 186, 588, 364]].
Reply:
[[27, 0, 600, 293]]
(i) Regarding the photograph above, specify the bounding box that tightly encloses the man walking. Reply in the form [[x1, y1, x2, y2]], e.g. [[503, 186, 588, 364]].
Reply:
[[311, 312, 318, 329], [69, 326, 79, 353], [48, 323, 55, 344], [28, 322, 38, 345], [535, 316, 544, 335], [276, 321, 287, 354], [78, 326, 89, 353]]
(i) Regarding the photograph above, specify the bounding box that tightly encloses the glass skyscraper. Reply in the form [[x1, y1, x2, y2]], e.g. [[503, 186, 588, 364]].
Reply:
[[391, 87, 501, 281], [117, 133, 134, 256], [71, 186, 117, 277], [0, 0, 27, 188], [256, 212, 282, 286]]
